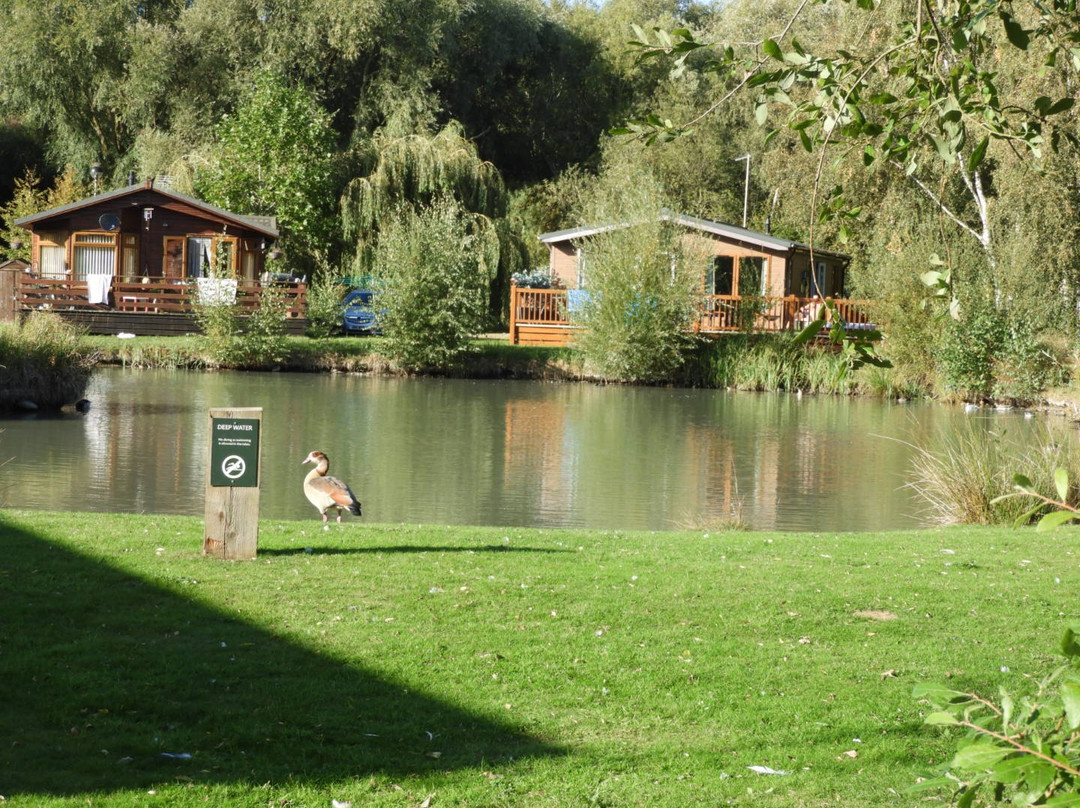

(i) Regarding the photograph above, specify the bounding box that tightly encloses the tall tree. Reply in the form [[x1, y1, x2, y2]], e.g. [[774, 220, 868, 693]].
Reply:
[[341, 122, 524, 315], [196, 71, 340, 275], [434, 0, 622, 182], [0, 0, 182, 174]]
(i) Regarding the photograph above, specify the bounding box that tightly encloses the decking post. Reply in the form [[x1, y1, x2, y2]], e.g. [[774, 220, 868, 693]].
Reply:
[[509, 283, 519, 345], [204, 407, 262, 560]]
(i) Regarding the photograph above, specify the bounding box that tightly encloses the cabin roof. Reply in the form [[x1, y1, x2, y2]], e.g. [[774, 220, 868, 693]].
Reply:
[[538, 209, 848, 261], [14, 179, 279, 238]]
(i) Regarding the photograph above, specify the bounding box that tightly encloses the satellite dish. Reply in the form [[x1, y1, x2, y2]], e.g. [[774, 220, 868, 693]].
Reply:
[[98, 213, 121, 232]]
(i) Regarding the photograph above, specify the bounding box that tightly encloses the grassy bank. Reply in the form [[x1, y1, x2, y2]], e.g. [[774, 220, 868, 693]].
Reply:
[[0, 313, 96, 410], [84, 332, 923, 396], [3, 510, 1077, 807], [84, 334, 584, 380]]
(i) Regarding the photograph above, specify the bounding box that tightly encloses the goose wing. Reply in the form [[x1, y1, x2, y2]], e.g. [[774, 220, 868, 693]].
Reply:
[[308, 474, 362, 515]]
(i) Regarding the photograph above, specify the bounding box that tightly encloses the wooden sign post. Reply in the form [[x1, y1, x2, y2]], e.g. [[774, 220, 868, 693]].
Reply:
[[204, 407, 262, 559]]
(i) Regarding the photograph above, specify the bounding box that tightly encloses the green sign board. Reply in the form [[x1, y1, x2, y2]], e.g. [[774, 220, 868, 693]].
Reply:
[[209, 417, 260, 487]]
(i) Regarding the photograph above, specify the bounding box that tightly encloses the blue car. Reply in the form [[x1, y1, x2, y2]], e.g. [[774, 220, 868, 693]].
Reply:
[[341, 289, 381, 334]]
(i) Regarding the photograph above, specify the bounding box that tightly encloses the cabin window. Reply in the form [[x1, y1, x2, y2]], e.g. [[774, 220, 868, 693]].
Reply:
[[738, 256, 765, 297], [706, 256, 734, 295], [187, 237, 213, 278], [121, 234, 138, 281], [39, 245, 66, 279], [72, 232, 117, 280], [164, 237, 185, 280], [217, 239, 238, 276], [184, 236, 239, 279], [799, 259, 828, 298]]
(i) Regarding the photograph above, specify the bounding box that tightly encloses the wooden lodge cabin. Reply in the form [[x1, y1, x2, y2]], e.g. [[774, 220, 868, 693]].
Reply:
[[510, 211, 872, 346], [9, 179, 307, 335]]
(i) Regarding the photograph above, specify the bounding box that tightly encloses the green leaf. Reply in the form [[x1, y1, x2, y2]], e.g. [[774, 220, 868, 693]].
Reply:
[[763, 39, 782, 60], [1036, 510, 1079, 531], [920, 270, 948, 291], [929, 133, 956, 164], [924, 711, 960, 726], [1047, 791, 1080, 806], [1024, 759, 1057, 799], [906, 775, 955, 793], [952, 741, 1010, 771], [799, 128, 813, 152], [1055, 468, 1069, 502], [967, 136, 989, 173], [1007, 502, 1045, 527], [1061, 680, 1080, 729], [913, 682, 970, 703], [1061, 623, 1080, 658], [957, 785, 977, 808], [988, 754, 1031, 784], [792, 319, 825, 346], [869, 91, 897, 105], [1012, 473, 1036, 493], [755, 102, 769, 126]]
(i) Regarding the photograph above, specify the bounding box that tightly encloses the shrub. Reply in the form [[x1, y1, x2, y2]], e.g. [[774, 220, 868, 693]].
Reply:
[[0, 312, 95, 409], [191, 285, 242, 366], [304, 270, 348, 339], [936, 301, 1066, 402], [372, 195, 498, 370], [240, 281, 289, 366]]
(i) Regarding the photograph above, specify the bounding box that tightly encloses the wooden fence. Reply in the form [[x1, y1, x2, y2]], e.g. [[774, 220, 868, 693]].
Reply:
[[509, 285, 875, 346], [19, 276, 307, 318]]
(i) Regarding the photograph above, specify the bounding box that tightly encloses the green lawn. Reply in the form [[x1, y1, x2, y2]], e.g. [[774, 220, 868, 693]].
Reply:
[[2, 511, 1076, 807]]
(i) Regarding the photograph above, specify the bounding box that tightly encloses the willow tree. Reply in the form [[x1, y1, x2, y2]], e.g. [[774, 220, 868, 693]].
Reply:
[[340, 122, 524, 323]]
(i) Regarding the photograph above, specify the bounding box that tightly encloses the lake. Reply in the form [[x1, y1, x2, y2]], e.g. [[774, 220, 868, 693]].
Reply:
[[0, 367, 1046, 532]]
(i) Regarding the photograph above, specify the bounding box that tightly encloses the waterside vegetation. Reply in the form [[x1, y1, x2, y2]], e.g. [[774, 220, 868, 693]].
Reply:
[[0, 311, 96, 410], [2, 509, 1078, 807]]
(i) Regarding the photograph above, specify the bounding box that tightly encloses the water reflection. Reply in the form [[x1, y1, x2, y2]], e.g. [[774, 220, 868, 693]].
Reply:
[[0, 368, 1048, 532]]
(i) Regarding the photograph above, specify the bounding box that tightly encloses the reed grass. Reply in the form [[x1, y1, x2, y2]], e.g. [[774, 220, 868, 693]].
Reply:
[[0, 312, 96, 410], [906, 418, 1080, 525]]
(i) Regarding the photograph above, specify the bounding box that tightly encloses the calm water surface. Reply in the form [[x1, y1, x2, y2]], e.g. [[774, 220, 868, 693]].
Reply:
[[0, 368, 1047, 532]]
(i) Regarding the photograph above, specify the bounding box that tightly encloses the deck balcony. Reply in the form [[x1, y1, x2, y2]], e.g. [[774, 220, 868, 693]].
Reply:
[[509, 285, 875, 346]]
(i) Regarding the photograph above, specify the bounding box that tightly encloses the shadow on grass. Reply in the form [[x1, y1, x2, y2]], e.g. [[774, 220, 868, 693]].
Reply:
[[260, 544, 571, 557], [1, 519, 562, 797]]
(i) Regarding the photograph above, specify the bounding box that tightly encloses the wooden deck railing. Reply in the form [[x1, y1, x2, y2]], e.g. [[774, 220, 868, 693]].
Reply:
[[19, 276, 308, 318], [509, 284, 875, 345]]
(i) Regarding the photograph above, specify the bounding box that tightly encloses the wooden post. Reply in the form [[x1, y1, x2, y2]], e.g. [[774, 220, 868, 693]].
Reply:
[[508, 283, 519, 345], [204, 407, 262, 559]]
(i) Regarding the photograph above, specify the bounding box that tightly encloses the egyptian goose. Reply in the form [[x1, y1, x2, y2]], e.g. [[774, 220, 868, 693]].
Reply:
[[302, 450, 362, 527]]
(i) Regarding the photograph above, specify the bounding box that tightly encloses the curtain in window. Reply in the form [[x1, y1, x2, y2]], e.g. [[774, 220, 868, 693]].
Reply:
[[187, 238, 212, 278], [39, 245, 66, 279], [74, 246, 115, 280]]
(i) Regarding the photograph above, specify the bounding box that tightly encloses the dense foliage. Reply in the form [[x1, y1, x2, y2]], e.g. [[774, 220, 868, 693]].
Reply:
[[372, 195, 498, 368], [1, 0, 1079, 396]]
